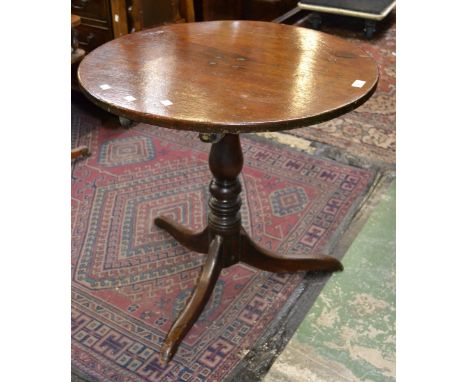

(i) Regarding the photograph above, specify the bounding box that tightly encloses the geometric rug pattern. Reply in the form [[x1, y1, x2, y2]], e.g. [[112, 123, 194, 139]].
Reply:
[[72, 106, 375, 381], [289, 11, 396, 164]]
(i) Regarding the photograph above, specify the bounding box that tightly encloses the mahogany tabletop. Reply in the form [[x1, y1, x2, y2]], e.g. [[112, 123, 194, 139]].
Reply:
[[78, 20, 378, 133]]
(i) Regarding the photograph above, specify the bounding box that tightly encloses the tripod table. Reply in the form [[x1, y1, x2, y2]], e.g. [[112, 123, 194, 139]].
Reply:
[[78, 20, 378, 363]]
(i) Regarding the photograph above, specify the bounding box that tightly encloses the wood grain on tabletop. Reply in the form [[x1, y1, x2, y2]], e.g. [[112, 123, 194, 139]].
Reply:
[[78, 20, 378, 133]]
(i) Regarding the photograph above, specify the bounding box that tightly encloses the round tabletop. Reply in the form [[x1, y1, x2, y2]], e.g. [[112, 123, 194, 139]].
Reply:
[[78, 21, 378, 133]]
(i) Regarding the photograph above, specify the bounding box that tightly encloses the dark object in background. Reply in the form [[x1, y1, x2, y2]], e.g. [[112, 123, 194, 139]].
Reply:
[[71, 0, 195, 53], [71, 0, 297, 54], [298, 0, 396, 38], [245, 0, 298, 21], [198, 0, 297, 21], [71, 15, 91, 159], [198, 0, 242, 20], [71, 0, 127, 52], [71, 15, 86, 90]]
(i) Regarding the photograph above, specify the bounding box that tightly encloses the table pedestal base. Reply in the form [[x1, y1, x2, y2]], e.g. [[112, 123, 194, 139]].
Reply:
[[155, 133, 343, 363]]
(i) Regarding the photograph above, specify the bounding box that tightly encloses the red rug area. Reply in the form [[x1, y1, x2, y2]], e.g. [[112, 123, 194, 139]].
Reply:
[[71, 107, 374, 381], [290, 11, 396, 163]]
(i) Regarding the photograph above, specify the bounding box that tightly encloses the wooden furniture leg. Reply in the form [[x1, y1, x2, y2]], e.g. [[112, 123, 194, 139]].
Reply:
[[180, 0, 196, 22], [239, 227, 343, 272], [155, 133, 343, 363], [71, 146, 91, 159], [155, 216, 210, 254], [160, 235, 223, 363]]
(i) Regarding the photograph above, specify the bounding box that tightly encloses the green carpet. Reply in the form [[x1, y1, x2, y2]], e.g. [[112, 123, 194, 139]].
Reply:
[[264, 181, 396, 381]]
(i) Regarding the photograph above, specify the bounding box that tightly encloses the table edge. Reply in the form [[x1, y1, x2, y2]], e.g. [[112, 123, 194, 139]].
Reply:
[[77, 76, 378, 134]]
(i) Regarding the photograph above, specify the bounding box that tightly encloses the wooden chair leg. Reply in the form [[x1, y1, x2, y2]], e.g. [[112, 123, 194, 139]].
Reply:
[[155, 216, 210, 254], [239, 227, 343, 273], [180, 0, 195, 22], [160, 235, 223, 363]]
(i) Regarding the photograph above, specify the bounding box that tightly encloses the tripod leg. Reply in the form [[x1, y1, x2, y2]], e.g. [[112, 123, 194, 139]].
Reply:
[[239, 227, 343, 273], [155, 215, 210, 254], [160, 235, 223, 363]]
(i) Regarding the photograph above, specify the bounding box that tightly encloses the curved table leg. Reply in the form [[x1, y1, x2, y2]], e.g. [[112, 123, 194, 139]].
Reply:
[[239, 227, 343, 273], [155, 216, 210, 254], [160, 235, 223, 364]]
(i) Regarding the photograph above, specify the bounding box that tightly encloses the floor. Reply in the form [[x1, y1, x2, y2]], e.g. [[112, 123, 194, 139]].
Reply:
[[264, 181, 396, 381]]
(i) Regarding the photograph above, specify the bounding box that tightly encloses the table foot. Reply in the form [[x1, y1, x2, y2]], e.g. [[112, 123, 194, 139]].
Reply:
[[155, 216, 210, 254], [239, 227, 343, 273], [160, 235, 223, 364]]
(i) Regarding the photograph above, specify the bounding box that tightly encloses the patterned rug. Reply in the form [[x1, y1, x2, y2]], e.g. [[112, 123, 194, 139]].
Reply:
[[71, 104, 375, 381], [289, 11, 396, 164]]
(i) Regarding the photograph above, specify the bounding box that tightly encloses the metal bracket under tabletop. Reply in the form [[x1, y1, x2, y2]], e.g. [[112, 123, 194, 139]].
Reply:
[[119, 116, 137, 129], [199, 133, 225, 143]]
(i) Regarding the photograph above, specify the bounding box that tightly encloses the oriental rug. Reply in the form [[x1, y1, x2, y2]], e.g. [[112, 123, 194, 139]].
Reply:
[[71, 104, 375, 381], [288, 11, 396, 164]]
